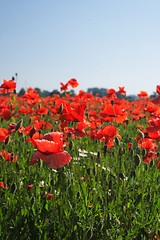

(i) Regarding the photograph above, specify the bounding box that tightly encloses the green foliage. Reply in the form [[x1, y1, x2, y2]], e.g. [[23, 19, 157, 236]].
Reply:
[[0, 115, 160, 240]]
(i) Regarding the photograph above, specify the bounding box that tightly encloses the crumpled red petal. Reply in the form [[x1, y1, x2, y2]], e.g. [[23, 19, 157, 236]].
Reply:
[[29, 150, 72, 169]]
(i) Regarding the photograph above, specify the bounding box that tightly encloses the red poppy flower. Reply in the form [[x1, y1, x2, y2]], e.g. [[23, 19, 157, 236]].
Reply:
[[67, 78, 79, 88], [45, 191, 53, 200], [1, 109, 12, 120], [60, 82, 69, 91], [0, 79, 16, 94], [0, 150, 17, 162], [27, 184, 33, 192], [117, 87, 126, 95], [137, 91, 149, 99], [22, 87, 41, 105], [27, 132, 72, 169], [0, 128, 10, 142], [101, 125, 119, 148], [156, 85, 160, 95], [0, 181, 8, 189], [127, 142, 132, 150]]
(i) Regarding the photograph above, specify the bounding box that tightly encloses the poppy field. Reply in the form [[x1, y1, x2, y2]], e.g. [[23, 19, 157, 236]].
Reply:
[[0, 78, 160, 239]]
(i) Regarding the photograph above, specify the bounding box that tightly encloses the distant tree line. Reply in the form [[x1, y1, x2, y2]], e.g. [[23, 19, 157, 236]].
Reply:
[[17, 87, 158, 100]]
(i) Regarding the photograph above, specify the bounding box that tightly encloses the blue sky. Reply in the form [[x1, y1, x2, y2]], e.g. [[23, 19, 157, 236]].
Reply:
[[1, 0, 160, 95]]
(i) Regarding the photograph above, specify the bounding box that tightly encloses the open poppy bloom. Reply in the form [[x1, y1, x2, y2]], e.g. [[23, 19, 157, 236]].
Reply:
[[67, 78, 79, 88], [27, 132, 72, 169], [0, 79, 16, 94]]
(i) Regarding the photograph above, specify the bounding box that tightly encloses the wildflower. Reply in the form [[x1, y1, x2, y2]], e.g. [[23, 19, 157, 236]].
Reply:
[[27, 132, 72, 169], [0, 79, 16, 94], [0, 150, 17, 162], [67, 78, 79, 88], [39, 180, 45, 187], [0, 181, 8, 189], [27, 184, 33, 192], [45, 191, 53, 200]]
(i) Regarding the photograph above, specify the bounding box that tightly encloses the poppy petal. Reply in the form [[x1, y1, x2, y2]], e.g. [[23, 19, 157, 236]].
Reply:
[[46, 151, 72, 169]]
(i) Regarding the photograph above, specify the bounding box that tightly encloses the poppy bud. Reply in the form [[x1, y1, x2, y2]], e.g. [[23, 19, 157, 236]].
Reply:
[[29, 118, 32, 124], [50, 179, 54, 185], [77, 191, 80, 199], [142, 148, 146, 156], [31, 196, 35, 206], [125, 119, 129, 125], [11, 183, 16, 194], [16, 162, 19, 171], [1, 117, 3, 123], [136, 146, 141, 155], [104, 145, 108, 156], [138, 130, 144, 138], [134, 154, 141, 167], [85, 113, 89, 118], [68, 132, 72, 138], [59, 104, 63, 114], [69, 141, 73, 150], [144, 163, 148, 171], [109, 179, 112, 189], [115, 136, 120, 146], [38, 130, 42, 135], [5, 135, 10, 145], [87, 168, 90, 175], [149, 159, 154, 167], [131, 170, 136, 178], [15, 119, 23, 131], [10, 153, 14, 162], [97, 151, 100, 160]]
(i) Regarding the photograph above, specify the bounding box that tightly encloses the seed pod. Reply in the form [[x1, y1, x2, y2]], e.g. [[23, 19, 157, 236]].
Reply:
[[134, 154, 141, 167], [5, 135, 10, 145], [15, 119, 23, 131], [111, 100, 114, 105]]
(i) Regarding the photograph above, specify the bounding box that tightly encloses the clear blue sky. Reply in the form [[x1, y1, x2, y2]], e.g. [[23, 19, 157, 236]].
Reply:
[[1, 0, 160, 95]]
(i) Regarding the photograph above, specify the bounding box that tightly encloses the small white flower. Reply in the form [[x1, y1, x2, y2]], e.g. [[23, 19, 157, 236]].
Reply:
[[40, 180, 45, 187]]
